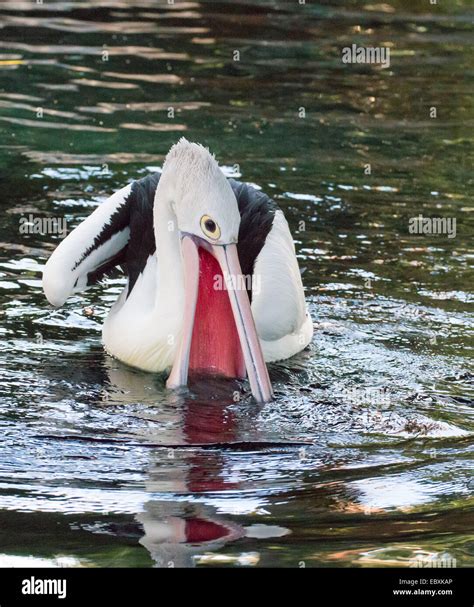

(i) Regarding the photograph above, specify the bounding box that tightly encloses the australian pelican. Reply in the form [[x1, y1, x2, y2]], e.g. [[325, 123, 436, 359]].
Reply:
[[43, 139, 313, 402]]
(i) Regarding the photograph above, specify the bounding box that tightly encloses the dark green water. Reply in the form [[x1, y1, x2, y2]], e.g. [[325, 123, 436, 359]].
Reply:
[[0, 0, 473, 567]]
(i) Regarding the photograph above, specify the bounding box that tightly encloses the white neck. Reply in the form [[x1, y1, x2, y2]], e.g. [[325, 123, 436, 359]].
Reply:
[[153, 173, 184, 310]]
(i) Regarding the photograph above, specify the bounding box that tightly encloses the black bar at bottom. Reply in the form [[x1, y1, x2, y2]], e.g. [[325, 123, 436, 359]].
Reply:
[[0, 567, 471, 606]]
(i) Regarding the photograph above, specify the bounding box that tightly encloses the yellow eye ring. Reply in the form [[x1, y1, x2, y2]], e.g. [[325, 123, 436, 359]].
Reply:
[[200, 215, 221, 240]]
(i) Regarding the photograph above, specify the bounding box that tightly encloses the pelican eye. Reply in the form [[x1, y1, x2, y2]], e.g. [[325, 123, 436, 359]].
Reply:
[[200, 215, 221, 240]]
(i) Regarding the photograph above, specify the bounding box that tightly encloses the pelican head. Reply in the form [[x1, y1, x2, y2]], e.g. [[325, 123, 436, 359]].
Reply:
[[162, 139, 273, 403]]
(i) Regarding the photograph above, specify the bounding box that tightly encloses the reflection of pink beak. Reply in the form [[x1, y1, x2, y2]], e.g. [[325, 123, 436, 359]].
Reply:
[[167, 234, 274, 403]]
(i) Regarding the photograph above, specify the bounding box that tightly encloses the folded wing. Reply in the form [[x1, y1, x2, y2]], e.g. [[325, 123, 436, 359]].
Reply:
[[43, 174, 159, 307]]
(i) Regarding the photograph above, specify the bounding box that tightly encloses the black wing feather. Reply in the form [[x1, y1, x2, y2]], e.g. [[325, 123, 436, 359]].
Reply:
[[84, 173, 159, 292], [125, 173, 160, 295], [230, 179, 278, 278]]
